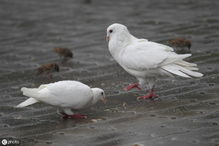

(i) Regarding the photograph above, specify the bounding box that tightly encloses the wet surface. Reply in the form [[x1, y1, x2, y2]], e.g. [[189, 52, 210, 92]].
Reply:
[[0, 0, 219, 145]]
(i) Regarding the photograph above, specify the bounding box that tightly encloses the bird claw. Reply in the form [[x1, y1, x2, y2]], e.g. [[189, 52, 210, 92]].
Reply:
[[124, 83, 141, 91], [71, 114, 88, 119], [62, 114, 87, 119], [137, 93, 158, 101]]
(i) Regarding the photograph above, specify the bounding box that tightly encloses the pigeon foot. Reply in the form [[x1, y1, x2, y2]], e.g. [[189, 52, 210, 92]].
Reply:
[[62, 113, 87, 119], [137, 90, 158, 100], [124, 83, 141, 91]]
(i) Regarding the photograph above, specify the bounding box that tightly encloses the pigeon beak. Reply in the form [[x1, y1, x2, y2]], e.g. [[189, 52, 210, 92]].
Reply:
[[101, 97, 107, 104], [106, 36, 110, 42]]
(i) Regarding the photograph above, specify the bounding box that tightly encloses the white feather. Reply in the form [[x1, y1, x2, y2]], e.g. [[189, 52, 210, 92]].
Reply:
[[16, 97, 38, 108], [107, 23, 203, 89], [16, 81, 105, 114]]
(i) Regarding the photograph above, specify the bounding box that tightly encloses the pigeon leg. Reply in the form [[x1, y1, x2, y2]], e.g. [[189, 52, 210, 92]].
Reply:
[[137, 89, 158, 100], [124, 83, 141, 91]]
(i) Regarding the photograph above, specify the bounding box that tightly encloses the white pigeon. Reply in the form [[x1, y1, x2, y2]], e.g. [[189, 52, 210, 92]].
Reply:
[[16, 80, 106, 119], [106, 23, 203, 99]]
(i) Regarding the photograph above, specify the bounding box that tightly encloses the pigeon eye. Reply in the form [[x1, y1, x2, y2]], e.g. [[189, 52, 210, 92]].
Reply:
[[109, 29, 113, 33], [101, 92, 104, 95]]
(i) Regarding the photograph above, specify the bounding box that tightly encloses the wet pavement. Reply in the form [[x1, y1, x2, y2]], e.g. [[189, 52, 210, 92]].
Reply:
[[0, 0, 218, 146]]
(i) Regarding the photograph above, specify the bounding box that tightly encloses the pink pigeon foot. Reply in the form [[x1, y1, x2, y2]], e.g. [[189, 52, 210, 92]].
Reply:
[[137, 90, 158, 100], [62, 113, 87, 119], [124, 83, 141, 91]]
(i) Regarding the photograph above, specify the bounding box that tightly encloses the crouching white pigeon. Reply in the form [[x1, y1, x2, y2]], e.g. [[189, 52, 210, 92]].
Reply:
[[106, 23, 203, 100], [16, 80, 106, 119]]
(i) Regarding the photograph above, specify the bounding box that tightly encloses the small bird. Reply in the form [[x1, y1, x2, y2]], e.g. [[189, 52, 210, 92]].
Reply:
[[37, 63, 59, 79], [53, 48, 73, 63], [167, 38, 192, 53], [16, 80, 107, 119], [106, 23, 203, 99]]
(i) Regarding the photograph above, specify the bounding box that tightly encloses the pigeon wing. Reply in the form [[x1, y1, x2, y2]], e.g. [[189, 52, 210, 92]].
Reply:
[[121, 41, 191, 71], [121, 41, 172, 70]]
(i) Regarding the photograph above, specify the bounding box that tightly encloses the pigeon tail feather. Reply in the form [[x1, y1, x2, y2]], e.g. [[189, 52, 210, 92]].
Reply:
[[162, 63, 203, 78], [16, 87, 42, 108], [21, 87, 41, 98], [16, 97, 38, 108]]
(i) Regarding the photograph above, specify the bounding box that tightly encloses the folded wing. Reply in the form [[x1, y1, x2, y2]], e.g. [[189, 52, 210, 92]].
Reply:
[[121, 41, 203, 78]]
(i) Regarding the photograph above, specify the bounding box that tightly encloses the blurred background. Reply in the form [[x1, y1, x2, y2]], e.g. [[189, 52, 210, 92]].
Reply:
[[0, 0, 218, 145]]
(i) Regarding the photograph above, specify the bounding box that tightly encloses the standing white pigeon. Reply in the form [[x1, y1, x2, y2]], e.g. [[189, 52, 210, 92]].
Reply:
[[106, 23, 203, 99], [16, 80, 106, 119]]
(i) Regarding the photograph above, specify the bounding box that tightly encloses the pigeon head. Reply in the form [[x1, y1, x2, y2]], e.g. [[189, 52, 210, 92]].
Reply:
[[106, 23, 130, 42], [91, 88, 107, 104]]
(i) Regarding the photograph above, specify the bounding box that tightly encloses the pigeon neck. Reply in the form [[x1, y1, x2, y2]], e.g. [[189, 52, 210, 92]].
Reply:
[[117, 32, 134, 47], [90, 89, 100, 105], [109, 32, 136, 59], [91, 97, 98, 105]]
